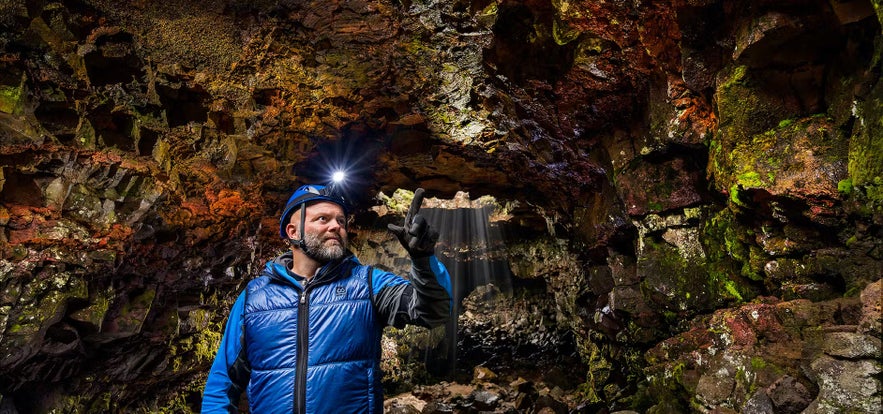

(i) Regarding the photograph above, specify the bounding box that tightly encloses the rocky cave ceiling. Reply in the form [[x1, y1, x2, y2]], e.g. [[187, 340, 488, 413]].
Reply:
[[0, 0, 881, 412]]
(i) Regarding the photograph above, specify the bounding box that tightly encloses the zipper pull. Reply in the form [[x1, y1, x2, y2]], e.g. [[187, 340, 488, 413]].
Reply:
[[300, 279, 309, 304]]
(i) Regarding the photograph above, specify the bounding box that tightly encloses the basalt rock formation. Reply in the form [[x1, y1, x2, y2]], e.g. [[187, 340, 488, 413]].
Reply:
[[0, 0, 881, 413]]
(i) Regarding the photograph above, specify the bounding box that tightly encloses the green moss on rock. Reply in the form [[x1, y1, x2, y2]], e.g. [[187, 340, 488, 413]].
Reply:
[[638, 208, 759, 324], [379, 189, 416, 215], [2, 286, 67, 354], [576, 340, 613, 403], [728, 116, 844, 201], [838, 178, 854, 195], [0, 84, 24, 114], [846, 69, 883, 210], [712, 65, 846, 201], [639, 233, 717, 312], [70, 289, 111, 330], [873, 0, 883, 27], [114, 288, 156, 334], [0, 71, 25, 114]]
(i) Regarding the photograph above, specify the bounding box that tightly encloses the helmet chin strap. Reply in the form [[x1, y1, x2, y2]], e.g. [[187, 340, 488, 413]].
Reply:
[[289, 237, 307, 251], [289, 205, 313, 256], [291, 205, 308, 251]]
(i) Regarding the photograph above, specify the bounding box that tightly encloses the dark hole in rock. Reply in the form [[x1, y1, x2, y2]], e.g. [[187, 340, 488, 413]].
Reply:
[[41, 322, 82, 356], [487, 3, 576, 85], [253, 88, 280, 106], [0, 64, 21, 85], [0, 170, 42, 206], [45, 322, 79, 345], [157, 83, 209, 128], [389, 127, 432, 155], [137, 127, 159, 156], [55, 134, 76, 145], [83, 32, 145, 86], [371, 106, 399, 121], [35, 102, 79, 137], [209, 110, 234, 134], [94, 111, 135, 151]]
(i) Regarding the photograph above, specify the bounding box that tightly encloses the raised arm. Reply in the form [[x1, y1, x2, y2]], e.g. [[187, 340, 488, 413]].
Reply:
[[378, 188, 452, 328]]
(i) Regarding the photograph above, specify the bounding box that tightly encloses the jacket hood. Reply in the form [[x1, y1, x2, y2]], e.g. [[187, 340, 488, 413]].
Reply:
[[262, 250, 360, 288]]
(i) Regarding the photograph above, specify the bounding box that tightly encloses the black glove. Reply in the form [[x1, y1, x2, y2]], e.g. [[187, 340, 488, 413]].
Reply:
[[387, 188, 439, 258]]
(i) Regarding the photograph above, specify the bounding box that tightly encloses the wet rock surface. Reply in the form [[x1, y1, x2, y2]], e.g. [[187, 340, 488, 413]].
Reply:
[[0, 0, 881, 412]]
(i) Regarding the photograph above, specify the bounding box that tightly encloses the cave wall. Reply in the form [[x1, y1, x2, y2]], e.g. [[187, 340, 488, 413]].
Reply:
[[0, 0, 880, 412]]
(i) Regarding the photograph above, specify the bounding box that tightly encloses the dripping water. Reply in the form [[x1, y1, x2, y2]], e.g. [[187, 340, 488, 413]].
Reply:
[[420, 201, 513, 377], [352, 191, 514, 382]]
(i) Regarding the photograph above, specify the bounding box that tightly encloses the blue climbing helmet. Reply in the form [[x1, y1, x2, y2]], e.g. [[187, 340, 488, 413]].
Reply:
[[279, 184, 349, 239]]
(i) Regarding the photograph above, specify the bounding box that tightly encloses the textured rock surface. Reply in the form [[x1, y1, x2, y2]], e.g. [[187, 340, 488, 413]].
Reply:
[[644, 281, 882, 413], [0, 0, 881, 412]]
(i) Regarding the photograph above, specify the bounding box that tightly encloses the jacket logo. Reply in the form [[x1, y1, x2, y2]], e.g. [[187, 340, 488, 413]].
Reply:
[[334, 286, 346, 297]]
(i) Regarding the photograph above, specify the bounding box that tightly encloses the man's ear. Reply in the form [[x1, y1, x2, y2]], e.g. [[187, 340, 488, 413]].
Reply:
[[286, 222, 299, 240]]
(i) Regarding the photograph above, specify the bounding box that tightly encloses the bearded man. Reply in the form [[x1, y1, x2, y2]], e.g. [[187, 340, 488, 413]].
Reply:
[[201, 185, 452, 414]]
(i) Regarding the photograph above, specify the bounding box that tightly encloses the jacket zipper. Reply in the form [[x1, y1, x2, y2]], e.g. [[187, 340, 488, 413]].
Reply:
[[296, 279, 310, 414], [294, 259, 346, 414]]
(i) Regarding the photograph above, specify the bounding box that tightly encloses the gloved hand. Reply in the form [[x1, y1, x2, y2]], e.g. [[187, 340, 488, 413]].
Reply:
[[387, 188, 439, 258]]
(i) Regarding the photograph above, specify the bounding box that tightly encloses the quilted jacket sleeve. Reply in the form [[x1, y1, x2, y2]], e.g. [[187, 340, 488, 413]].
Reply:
[[201, 291, 251, 413], [371, 255, 452, 329]]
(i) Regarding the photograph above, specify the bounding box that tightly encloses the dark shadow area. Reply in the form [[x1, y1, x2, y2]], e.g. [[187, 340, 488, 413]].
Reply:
[[156, 83, 210, 128], [87, 103, 135, 151], [486, 2, 576, 85], [83, 32, 145, 87], [294, 126, 386, 211]]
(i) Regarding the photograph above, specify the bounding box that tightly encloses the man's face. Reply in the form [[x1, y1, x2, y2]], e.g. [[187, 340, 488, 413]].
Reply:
[[287, 201, 348, 262]]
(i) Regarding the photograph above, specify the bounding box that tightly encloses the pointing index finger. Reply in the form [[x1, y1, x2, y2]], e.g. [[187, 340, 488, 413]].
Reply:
[[407, 188, 425, 225]]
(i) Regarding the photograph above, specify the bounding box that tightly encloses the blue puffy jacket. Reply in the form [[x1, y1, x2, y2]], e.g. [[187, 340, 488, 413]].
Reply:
[[201, 251, 452, 413]]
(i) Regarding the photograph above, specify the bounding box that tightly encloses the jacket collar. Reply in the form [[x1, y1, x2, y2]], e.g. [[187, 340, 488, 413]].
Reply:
[[263, 250, 359, 288]]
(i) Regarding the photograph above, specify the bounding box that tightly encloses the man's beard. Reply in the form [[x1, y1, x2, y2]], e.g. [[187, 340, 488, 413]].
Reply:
[[302, 231, 347, 262]]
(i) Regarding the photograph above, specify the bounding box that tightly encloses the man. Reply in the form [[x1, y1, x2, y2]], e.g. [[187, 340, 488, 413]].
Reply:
[[201, 185, 452, 413]]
